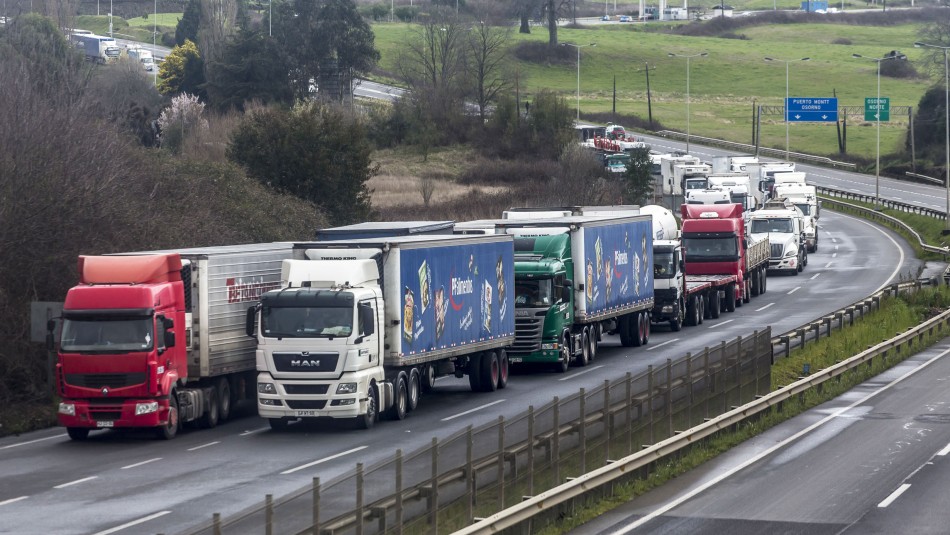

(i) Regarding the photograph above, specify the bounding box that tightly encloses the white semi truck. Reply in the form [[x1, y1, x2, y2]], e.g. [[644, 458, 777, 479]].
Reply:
[[248, 234, 516, 429], [748, 201, 808, 275], [773, 182, 820, 252]]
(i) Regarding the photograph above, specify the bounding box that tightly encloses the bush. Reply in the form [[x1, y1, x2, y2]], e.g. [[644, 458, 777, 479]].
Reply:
[[512, 41, 574, 66], [832, 37, 852, 45]]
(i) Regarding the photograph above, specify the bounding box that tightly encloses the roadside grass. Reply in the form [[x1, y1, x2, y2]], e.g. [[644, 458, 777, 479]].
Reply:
[[73, 14, 178, 43], [528, 286, 950, 534], [370, 20, 932, 160]]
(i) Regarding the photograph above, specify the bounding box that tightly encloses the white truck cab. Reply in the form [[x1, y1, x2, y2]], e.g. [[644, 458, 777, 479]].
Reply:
[[748, 203, 807, 275]]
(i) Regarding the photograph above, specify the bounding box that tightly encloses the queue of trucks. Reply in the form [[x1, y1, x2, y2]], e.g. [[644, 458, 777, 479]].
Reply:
[[50, 192, 781, 439]]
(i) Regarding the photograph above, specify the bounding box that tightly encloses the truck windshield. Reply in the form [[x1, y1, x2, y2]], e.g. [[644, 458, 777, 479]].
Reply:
[[684, 179, 706, 190], [751, 218, 792, 234], [683, 237, 738, 260], [654, 251, 676, 279], [515, 279, 554, 307], [61, 317, 154, 353], [261, 306, 353, 338], [795, 203, 811, 215]]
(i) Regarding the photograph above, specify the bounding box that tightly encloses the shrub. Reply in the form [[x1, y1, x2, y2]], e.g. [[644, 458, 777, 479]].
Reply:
[[832, 37, 852, 45]]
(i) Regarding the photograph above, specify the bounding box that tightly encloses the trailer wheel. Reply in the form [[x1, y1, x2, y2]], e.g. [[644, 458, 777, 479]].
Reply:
[[697, 295, 705, 324], [468, 354, 483, 391], [355, 385, 378, 430], [497, 350, 509, 390], [743, 278, 752, 304], [641, 313, 650, 345], [577, 330, 592, 365], [421, 364, 437, 393], [480, 351, 500, 392], [387, 375, 408, 421], [761, 269, 767, 293], [587, 328, 598, 361], [670, 300, 683, 332], [725, 284, 737, 312], [751, 269, 761, 297], [216, 378, 232, 422], [155, 393, 179, 440], [67, 427, 90, 441], [631, 315, 643, 347], [199, 388, 219, 429], [710, 290, 721, 319], [407, 368, 421, 412], [619, 315, 635, 347]]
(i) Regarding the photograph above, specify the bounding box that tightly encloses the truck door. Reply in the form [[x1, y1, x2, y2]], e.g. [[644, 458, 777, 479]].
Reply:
[[358, 299, 381, 363]]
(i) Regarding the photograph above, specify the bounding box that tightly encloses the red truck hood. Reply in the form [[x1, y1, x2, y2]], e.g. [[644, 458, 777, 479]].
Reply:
[[60, 352, 150, 398]]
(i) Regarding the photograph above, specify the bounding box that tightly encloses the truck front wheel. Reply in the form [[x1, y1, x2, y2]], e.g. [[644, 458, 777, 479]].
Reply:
[[554, 340, 570, 373], [670, 300, 683, 332], [355, 385, 378, 430], [155, 394, 179, 440], [67, 427, 90, 441]]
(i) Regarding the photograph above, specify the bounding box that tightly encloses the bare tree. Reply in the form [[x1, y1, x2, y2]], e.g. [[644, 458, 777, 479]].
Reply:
[[918, 13, 950, 77], [198, 0, 239, 83], [466, 20, 512, 123], [551, 143, 617, 205]]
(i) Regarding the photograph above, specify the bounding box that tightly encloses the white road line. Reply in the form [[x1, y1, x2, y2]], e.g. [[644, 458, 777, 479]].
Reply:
[[281, 446, 369, 475], [441, 399, 508, 420], [187, 441, 220, 452], [0, 434, 67, 450], [825, 262, 834, 268], [92, 511, 172, 535], [557, 365, 605, 382], [832, 253, 838, 258], [835, 245, 839, 250], [121, 458, 162, 470], [240, 428, 269, 436], [54, 476, 97, 489], [647, 339, 679, 351], [787, 286, 801, 295], [810, 273, 821, 280], [937, 443, 950, 457], [0, 496, 28, 506], [708, 319, 734, 329], [755, 303, 775, 312], [611, 345, 950, 534], [877, 484, 911, 508]]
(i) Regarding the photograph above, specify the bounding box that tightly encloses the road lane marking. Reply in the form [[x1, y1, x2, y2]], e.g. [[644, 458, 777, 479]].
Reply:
[[647, 339, 679, 351], [755, 303, 775, 312], [877, 484, 911, 508], [0, 434, 67, 450], [937, 443, 950, 457], [707, 319, 734, 329], [810, 273, 821, 280], [0, 496, 28, 506], [92, 511, 172, 535], [187, 441, 220, 452], [787, 286, 801, 295], [240, 428, 269, 436], [557, 365, 605, 382], [612, 345, 950, 534], [281, 446, 369, 475], [121, 458, 162, 470], [835, 245, 839, 249], [825, 262, 834, 268], [54, 476, 97, 489]]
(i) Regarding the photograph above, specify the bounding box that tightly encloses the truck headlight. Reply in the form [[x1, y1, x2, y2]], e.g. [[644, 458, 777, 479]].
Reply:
[[258, 382, 277, 394], [784, 248, 797, 258], [337, 383, 358, 394], [541, 343, 558, 350], [58, 403, 75, 416], [661, 305, 674, 313], [135, 402, 159, 415]]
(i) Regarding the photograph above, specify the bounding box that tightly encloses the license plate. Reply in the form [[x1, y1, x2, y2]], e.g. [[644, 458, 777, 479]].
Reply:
[[295, 410, 318, 417], [96, 421, 114, 428], [509, 357, 523, 363]]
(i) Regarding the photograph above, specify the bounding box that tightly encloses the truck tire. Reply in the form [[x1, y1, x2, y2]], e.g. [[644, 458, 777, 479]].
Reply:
[[554, 338, 571, 373], [355, 385, 378, 430], [199, 389, 219, 429], [480, 351, 499, 392], [387, 375, 408, 421], [588, 326, 599, 361], [641, 313, 650, 345], [685, 296, 699, 327], [421, 364, 436, 393], [407, 368, 421, 412], [697, 295, 705, 324], [710, 290, 721, 319], [743, 278, 751, 304], [751, 269, 761, 296], [468, 354, 483, 392], [762, 269, 767, 293], [725, 284, 737, 312], [619, 316, 635, 347], [670, 300, 683, 332], [577, 330, 592, 365], [216, 378, 232, 422], [497, 350, 509, 389], [155, 394, 179, 440], [631, 315, 643, 347], [67, 427, 90, 441], [268, 418, 289, 431]]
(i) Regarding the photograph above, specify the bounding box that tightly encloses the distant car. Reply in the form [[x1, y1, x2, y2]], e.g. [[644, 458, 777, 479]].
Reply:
[[601, 15, 610, 21], [619, 15, 632, 22]]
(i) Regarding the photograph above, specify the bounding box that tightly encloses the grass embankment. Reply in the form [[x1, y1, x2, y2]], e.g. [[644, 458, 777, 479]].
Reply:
[[533, 286, 950, 534], [73, 14, 180, 44]]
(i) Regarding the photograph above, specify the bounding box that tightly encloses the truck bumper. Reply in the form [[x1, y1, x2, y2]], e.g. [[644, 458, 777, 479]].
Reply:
[[257, 372, 379, 420], [507, 348, 561, 364], [768, 257, 798, 273], [57, 398, 167, 429]]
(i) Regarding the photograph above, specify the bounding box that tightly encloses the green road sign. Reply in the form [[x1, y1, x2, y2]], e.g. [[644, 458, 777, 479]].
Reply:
[[865, 97, 890, 121]]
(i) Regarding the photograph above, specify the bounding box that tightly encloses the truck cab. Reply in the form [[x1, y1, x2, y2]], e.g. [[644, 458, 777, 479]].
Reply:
[[773, 183, 819, 252], [748, 203, 807, 275]]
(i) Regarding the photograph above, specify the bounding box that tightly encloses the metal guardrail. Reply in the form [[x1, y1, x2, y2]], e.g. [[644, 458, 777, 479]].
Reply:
[[904, 171, 945, 186], [653, 130, 857, 169], [455, 294, 950, 535]]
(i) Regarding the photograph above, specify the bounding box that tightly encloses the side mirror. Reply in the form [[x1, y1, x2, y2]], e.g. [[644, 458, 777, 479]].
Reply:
[[163, 317, 174, 329], [561, 285, 571, 303], [361, 305, 375, 336], [164, 331, 176, 349], [246, 307, 257, 338]]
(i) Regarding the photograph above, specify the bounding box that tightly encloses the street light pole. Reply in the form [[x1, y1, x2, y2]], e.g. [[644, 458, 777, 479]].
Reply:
[[668, 51, 708, 155], [765, 56, 810, 161], [563, 43, 596, 122], [853, 52, 900, 210], [915, 41, 950, 232]]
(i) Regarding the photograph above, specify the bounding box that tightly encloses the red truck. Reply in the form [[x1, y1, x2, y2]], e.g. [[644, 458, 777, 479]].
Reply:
[[51, 244, 292, 440], [679, 204, 769, 313]]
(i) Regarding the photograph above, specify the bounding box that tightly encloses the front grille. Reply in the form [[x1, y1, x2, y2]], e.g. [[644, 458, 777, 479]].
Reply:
[[511, 317, 543, 354], [654, 288, 676, 301], [286, 400, 327, 410], [283, 384, 330, 395], [65, 373, 146, 389], [770, 243, 785, 259], [272, 352, 339, 373]]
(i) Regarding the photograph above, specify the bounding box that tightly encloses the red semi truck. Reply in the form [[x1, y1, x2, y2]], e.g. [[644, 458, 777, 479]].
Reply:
[[679, 204, 769, 311], [51, 244, 292, 440]]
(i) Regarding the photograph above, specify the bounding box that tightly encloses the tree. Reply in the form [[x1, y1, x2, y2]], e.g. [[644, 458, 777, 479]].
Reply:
[[466, 20, 512, 123], [197, 0, 239, 81], [227, 102, 377, 225], [157, 39, 206, 99], [204, 28, 293, 111], [622, 147, 654, 205], [176, 0, 200, 46]]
